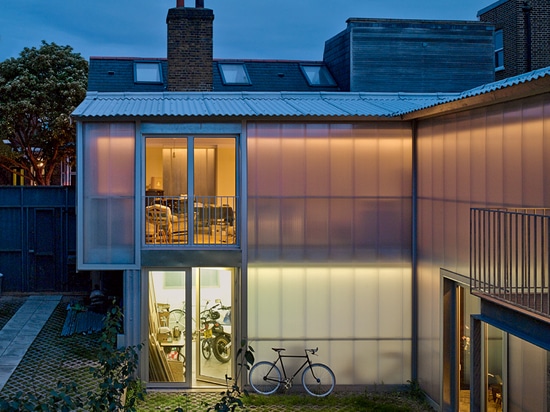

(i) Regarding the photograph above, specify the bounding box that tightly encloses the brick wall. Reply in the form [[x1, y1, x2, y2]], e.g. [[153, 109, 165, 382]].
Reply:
[[166, 7, 214, 91], [479, 0, 550, 80]]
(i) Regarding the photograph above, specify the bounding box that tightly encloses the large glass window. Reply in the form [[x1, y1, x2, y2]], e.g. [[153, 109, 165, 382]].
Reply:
[[145, 136, 237, 246]]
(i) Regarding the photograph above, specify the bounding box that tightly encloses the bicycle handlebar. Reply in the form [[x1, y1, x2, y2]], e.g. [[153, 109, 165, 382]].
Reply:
[[306, 347, 318, 355]]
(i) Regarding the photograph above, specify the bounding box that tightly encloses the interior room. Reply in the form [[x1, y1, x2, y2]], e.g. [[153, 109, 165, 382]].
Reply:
[[145, 136, 237, 245]]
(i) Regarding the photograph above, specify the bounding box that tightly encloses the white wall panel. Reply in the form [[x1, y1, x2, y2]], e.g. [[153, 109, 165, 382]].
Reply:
[[417, 94, 550, 405], [247, 121, 413, 385], [248, 266, 412, 385]]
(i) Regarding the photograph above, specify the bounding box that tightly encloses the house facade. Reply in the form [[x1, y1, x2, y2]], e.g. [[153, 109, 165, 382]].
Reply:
[[478, 0, 550, 80], [74, 1, 550, 410]]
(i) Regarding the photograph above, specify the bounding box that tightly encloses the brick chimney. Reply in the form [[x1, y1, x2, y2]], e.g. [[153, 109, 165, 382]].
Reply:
[[167, 0, 214, 91]]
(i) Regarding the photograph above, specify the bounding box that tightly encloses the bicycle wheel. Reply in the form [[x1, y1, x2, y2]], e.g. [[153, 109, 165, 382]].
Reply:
[[302, 363, 335, 397], [213, 334, 231, 363], [168, 309, 185, 332], [249, 361, 282, 395], [201, 339, 212, 360]]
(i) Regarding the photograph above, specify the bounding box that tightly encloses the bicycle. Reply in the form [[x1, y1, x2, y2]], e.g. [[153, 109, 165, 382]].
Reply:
[[248, 347, 335, 397], [167, 302, 196, 339]]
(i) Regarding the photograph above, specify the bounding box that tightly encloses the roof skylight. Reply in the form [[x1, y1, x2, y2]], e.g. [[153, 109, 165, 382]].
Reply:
[[134, 61, 163, 84], [300, 65, 336, 87], [219, 63, 251, 85]]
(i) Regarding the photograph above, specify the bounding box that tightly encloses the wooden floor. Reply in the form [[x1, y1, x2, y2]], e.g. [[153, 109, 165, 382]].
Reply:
[[459, 390, 502, 412]]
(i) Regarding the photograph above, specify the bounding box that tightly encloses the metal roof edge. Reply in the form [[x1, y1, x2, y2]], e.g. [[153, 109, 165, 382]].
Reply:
[[401, 67, 550, 119], [477, 0, 509, 17]]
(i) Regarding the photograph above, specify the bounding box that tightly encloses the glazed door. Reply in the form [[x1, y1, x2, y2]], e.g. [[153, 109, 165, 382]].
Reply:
[[195, 268, 233, 385], [148, 270, 192, 385]]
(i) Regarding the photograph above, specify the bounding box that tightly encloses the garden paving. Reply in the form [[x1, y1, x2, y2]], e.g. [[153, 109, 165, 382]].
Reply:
[[0, 296, 433, 411]]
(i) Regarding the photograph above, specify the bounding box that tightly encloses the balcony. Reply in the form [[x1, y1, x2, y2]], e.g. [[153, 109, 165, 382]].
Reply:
[[145, 195, 238, 247], [471, 208, 550, 318]]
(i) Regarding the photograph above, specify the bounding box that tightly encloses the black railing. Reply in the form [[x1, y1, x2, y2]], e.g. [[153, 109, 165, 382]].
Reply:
[[145, 195, 237, 246], [471, 208, 550, 317]]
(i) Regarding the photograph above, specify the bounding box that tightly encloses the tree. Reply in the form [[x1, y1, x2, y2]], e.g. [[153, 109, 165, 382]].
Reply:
[[0, 41, 88, 185]]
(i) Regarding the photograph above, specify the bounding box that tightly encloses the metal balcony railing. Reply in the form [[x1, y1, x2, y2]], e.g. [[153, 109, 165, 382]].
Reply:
[[471, 208, 550, 317], [145, 195, 238, 246]]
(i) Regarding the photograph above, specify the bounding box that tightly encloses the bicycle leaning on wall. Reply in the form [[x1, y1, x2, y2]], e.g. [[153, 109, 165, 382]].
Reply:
[[248, 347, 335, 397]]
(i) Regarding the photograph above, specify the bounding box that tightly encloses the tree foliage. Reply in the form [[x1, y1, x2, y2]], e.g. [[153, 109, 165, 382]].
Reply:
[[0, 41, 87, 185]]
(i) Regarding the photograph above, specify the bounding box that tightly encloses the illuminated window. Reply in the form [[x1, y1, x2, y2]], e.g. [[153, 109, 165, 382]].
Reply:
[[134, 61, 163, 84], [218, 63, 251, 85], [300, 65, 336, 86]]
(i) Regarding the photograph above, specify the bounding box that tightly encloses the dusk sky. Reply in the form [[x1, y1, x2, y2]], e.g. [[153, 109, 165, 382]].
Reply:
[[1, 0, 496, 62]]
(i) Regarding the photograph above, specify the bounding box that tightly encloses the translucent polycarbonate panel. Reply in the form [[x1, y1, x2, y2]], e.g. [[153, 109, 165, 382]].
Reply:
[[249, 133, 282, 197], [416, 95, 550, 404], [281, 136, 306, 197], [282, 268, 307, 338], [305, 133, 331, 197], [280, 198, 305, 260], [248, 266, 412, 385], [84, 123, 135, 197], [82, 123, 135, 265], [508, 335, 548, 411], [253, 198, 282, 261], [247, 122, 412, 264], [247, 267, 282, 338], [327, 198, 354, 260], [304, 197, 330, 253]]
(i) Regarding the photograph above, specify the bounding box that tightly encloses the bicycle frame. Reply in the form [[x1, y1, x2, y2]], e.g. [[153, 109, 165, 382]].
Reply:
[[266, 352, 314, 386]]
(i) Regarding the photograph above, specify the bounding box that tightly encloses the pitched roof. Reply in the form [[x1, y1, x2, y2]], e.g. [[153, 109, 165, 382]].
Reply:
[[87, 57, 340, 93], [74, 66, 550, 120]]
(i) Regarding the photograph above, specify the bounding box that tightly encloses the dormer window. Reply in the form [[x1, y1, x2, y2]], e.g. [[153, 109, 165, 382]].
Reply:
[[300, 65, 336, 86], [219, 63, 251, 85], [134, 61, 163, 84]]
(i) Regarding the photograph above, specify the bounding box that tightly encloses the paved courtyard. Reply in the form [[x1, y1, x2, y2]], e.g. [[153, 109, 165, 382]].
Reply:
[[0, 295, 433, 411]]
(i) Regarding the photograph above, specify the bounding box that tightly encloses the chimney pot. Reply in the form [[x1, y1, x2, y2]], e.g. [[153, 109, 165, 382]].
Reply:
[[196, 0, 204, 7], [177, 0, 184, 7]]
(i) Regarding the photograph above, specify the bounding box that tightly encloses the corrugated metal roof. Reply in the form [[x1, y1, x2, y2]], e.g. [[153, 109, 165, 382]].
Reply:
[[454, 66, 550, 98], [72, 91, 457, 119], [73, 67, 550, 119], [398, 66, 550, 115]]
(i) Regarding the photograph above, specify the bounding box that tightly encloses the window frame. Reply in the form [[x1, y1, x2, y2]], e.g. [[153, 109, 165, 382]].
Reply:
[[134, 61, 164, 84], [494, 29, 504, 72], [218, 63, 252, 85], [300, 64, 337, 87]]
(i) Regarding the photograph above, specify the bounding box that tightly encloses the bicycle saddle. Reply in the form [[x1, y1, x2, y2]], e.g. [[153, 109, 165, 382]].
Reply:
[[271, 347, 286, 352]]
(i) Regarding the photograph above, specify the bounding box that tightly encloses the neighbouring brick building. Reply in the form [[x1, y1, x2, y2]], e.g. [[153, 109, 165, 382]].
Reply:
[[479, 0, 550, 80]]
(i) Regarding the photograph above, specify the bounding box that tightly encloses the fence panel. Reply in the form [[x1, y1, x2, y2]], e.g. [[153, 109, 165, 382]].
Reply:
[[0, 187, 82, 293]]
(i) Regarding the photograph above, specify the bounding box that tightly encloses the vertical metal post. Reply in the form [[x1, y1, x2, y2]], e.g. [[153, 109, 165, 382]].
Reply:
[[471, 316, 483, 411]]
